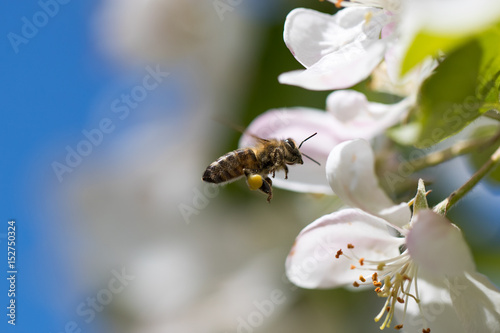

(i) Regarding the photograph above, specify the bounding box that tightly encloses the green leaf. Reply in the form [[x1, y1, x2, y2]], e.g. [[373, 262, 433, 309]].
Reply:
[[407, 23, 500, 148], [401, 32, 468, 76], [414, 40, 482, 148]]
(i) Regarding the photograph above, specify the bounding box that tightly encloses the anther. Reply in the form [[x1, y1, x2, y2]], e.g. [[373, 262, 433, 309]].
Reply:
[[359, 275, 366, 283], [335, 249, 343, 259], [347, 244, 354, 249], [353, 281, 360, 287], [350, 265, 356, 270], [422, 329, 431, 333], [395, 324, 403, 330], [397, 297, 405, 303], [359, 258, 365, 266], [372, 272, 378, 281], [373, 281, 382, 287]]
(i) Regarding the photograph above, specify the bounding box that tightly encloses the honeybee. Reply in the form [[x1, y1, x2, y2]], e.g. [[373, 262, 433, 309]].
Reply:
[[202, 132, 319, 202]]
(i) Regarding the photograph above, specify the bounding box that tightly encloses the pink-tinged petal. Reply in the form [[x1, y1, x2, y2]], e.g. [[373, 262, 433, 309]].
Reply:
[[326, 139, 411, 227], [284, 7, 384, 67], [326, 90, 412, 139], [407, 210, 475, 276], [286, 208, 404, 289], [239, 108, 344, 194], [279, 40, 386, 90], [381, 21, 396, 39], [451, 272, 500, 332]]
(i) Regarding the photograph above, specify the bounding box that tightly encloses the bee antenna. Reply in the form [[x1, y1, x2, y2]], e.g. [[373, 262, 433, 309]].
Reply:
[[302, 153, 321, 166], [298, 132, 318, 149]]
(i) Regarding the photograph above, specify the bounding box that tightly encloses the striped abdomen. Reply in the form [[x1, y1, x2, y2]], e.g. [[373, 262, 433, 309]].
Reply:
[[202, 148, 259, 184]]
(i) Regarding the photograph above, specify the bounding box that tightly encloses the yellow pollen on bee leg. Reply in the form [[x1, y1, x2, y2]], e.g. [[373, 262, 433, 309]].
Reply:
[[247, 174, 263, 190]]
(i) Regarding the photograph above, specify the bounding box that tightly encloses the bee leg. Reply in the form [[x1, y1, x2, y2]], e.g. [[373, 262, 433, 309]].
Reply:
[[283, 165, 289, 179], [271, 148, 285, 179], [260, 177, 273, 203]]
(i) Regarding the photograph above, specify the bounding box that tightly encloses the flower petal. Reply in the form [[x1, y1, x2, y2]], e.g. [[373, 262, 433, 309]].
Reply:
[[397, 270, 500, 333], [326, 139, 411, 227], [402, 0, 500, 36], [406, 210, 475, 276], [283, 7, 384, 67], [326, 90, 411, 139], [279, 41, 386, 90], [286, 208, 404, 289], [394, 274, 468, 333], [280, 7, 389, 90], [451, 271, 500, 333], [240, 108, 343, 194]]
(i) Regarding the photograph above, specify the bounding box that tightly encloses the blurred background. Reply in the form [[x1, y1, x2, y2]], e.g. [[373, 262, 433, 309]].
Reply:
[[1, 1, 499, 333]]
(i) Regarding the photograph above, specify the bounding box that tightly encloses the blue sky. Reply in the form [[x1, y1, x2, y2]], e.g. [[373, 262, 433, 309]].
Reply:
[[1, 1, 106, 332]]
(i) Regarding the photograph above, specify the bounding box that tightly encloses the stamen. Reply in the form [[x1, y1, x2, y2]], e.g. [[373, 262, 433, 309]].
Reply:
[[337, 243, 426, 331], [364, 11, 373, 24], [422, 329, 431, 333]]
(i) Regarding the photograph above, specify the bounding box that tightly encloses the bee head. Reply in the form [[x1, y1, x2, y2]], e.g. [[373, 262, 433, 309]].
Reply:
[[284, 138, 304, 165], [285, 133, 320, 166]]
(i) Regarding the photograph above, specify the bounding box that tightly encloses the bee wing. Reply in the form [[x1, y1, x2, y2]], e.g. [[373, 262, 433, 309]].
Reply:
[[212, 116, 269, 143]]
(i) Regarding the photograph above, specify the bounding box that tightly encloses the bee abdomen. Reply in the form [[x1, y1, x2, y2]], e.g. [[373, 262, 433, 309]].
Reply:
[[202, 149, 257, 184]]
